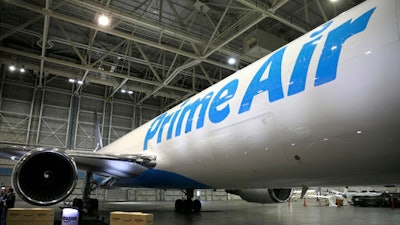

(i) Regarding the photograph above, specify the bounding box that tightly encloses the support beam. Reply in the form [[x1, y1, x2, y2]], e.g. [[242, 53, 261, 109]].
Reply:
[[135, 42, 162, 82], [316, 0, 329, 22], [236, 0, 307, 34], [0, 1, 65, 41], [202, 0, 233, 55], [304, 0, 310, 30], [38, 0, 51, 88], [0, 16, 42, 41]]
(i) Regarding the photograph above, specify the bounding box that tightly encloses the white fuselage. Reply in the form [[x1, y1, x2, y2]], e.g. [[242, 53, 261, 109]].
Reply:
[[100, 0, 400, 189]]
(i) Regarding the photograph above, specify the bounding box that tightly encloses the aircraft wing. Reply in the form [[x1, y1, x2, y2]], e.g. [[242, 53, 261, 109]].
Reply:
[[0, 145, 156, 178], [65, 150, 156, 178], [0, 145, 30, 160]]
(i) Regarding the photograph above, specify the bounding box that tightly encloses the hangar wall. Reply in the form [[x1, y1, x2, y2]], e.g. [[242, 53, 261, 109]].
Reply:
[[0, 64, 235, 202], [0, 64, 161, 149]]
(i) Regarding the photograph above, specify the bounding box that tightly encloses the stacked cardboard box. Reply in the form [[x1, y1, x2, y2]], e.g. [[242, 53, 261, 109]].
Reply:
[[110, 211, 154, 225], [7, 208, 54, 225]]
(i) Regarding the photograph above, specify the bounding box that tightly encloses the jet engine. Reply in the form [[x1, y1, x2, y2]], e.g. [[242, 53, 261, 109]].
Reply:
[[226, 188, 293, 203], [12, 149, 78, 206]]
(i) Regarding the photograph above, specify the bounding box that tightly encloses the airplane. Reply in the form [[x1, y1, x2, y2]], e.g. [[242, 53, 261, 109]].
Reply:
[[304, 188, 347, 207], [305, 194, 345, 207], [330, 187, 382, 204], [1, 0, 400, 213], [306, 187, 383, 207]]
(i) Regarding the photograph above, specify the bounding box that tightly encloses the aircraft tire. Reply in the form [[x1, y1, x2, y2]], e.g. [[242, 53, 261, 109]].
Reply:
[[193, 199, 201, 213], [183, 199, 193, 212], [72, 198, 84, 210], [175, 199, 183, 212], [87, 198, 99, 215]]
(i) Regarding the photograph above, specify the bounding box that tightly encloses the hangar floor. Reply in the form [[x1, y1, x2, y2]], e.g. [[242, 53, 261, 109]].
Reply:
[[16, 200, 400, 225]]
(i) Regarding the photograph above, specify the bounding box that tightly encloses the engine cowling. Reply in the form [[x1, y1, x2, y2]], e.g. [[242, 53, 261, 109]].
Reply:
[[12, 149, 78, 206], [227, 188, 294, 203]]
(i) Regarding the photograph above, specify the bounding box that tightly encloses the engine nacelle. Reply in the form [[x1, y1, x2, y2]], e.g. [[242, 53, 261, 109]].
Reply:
[[12, 149, 78, 206], [227, 188, 294, 203]]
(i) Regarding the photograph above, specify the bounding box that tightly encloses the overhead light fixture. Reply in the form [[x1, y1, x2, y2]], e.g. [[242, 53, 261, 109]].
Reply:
[[330, 0, 339, 2], [120, 89, 133, 94], [69, 78, 76, 83], [228, 57, 236, 65], [98, 14, 110, 26], [8, 64, 27, 73], [9, 65, 16, 72], [77, 80, 84, 85]]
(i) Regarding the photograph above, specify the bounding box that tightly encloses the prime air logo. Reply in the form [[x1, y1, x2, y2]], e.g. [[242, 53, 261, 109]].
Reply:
[[144, 7, 376, 150]]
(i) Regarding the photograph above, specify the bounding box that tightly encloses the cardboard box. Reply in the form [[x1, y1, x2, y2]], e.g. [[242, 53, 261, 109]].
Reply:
[[32, 221, 53, 225], [32, 208, 55, 222], [7, 208, 34, 222], [6, 222, 31, 225], [110, 211, 153, 225], [7, 208, 55, 224], [129, 212, 153, 225]]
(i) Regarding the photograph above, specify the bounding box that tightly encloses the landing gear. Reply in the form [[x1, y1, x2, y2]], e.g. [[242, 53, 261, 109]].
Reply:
[[175, 189, 202, 213], [72, 198, 99, 215], [72, 171, 99, 216]]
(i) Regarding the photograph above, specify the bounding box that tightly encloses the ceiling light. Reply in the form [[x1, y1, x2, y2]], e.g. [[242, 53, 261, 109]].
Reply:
[[98, 14, 110, 26], [9, 65, 16, 72], [77, 80, 84, 85], [330, 0, 339, 2], [127, 90, 133, 94], [121, 89, 126, 93], [69, 78, 76, 83], [228, 57, 236, 65], [20, 67, 25, 73]]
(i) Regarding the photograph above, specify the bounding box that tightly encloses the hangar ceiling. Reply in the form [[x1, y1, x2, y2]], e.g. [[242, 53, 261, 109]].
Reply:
[[0, 0, 364, 111]]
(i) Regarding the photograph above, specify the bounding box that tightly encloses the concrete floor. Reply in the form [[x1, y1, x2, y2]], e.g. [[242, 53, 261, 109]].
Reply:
[[15, 200, 400, 225]]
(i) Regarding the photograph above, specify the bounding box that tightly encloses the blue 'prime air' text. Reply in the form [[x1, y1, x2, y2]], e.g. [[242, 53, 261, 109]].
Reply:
[[144, 8, 376, 150]]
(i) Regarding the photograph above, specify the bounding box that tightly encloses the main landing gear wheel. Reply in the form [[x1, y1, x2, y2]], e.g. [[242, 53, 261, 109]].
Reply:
[[193, 199, 202, 212], [175, 199, 183, 212], [72, 198, 99, 216], [86, 198, 99, 215], [72, 198, 84, 210], [174, 189, 202, 213]]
